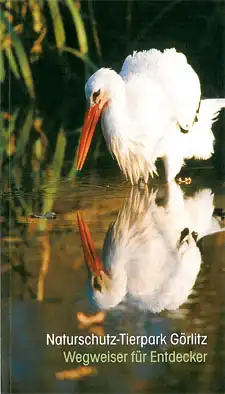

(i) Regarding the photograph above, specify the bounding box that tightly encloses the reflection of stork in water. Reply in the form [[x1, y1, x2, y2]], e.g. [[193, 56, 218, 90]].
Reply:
[[77, 182, 224, 312]]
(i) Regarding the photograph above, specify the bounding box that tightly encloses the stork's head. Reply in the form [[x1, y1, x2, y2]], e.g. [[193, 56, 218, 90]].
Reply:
[[76, 68, 123, 171], [176, 227, 202, 278], [89, 269, 127, 310], [77, 212, 127, 309]]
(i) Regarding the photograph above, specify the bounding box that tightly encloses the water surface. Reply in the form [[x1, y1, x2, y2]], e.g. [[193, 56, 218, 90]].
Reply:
[[2, 170, 225, 394]]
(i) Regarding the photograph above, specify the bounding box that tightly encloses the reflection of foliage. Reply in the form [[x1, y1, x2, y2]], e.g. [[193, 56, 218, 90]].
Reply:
[[1, 104, 103, 235], [39, 128, 66, 231], [56, 366, 98, 380], [0, 0, 95, 97], [37, 234, 50, 301], [2, 107, 64, 175], [1, 107, 67, 227]]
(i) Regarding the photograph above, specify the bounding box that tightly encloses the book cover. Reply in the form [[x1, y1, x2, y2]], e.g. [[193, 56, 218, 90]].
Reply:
[[1, 1, 225, 393]]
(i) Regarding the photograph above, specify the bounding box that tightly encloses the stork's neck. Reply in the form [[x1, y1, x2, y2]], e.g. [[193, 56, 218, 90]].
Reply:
[[100, 69, 152, 183], [101, 73, 129, 151], [107, 72, 127, 119]]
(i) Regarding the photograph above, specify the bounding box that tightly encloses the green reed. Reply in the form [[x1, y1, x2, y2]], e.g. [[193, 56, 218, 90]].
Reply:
[[1, 0, 97, 98]]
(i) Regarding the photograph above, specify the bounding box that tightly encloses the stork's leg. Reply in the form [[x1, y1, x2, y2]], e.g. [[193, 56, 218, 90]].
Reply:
[[163, 153, 184, 183], [138, 177, 148, 190]]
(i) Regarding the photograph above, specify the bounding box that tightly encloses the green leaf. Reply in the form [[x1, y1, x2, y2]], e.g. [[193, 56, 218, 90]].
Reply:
[[2, 109, 19, 156], [12, 169, 29, 216], [65, 0, 88, 55], [51, 129, 67, 179], [0, 47, 5, 82], [63, 46, 97, 72], [48, 1, 66, 50], [6, 108, 20, 137], [14, 107, 34, 160], [33, 138, 43, 160], [0, 112, 3, 172], [67, 128, 81, 180], [40, 129, 66, 231], [0, 8, 35, 98], [4, 45, 20, 80], [13, 35, 35, 98]]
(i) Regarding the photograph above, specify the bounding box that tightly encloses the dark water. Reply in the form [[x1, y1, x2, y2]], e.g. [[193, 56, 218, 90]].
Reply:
[[2, 170, 225, 394]]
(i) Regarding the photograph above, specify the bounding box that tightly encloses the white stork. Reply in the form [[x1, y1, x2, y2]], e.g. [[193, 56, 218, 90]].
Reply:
[[77, 182, 224, 311], [76, 48, 225, 183]]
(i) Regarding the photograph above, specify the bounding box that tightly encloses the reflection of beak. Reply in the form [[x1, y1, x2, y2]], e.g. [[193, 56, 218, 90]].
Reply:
[[76, 100, 107, 171], [77, 212, 105, 277]]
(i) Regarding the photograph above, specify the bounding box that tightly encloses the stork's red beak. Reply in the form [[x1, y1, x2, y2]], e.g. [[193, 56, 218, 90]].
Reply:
[[77, 212, 105, 276], [76, 102, 105, 171]]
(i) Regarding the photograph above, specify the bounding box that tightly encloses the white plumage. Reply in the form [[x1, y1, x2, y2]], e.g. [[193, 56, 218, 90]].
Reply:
[[77, 182, 224, 311], [77, 48, 225, 183]]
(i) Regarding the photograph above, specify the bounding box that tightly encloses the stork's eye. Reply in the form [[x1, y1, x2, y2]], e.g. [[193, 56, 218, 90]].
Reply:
[[92, 89, 101, 103], [93, 276, 102, 292]]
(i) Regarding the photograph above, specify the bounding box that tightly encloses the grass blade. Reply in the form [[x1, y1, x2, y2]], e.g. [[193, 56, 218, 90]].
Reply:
[[51, 129, 67, 179], [67, 144, 79, 180], [11, 169, 29, 216], [4, 45, 20, 80], [40, 129, 66, 231], [14, 107, 34, 160], [48, 0, 66, 50], [13, 33, 35, 98], [0, 47, 5, 82], [65, 0, 88, 55], [0, 112, 3, 171], [3, 108, 20, 138], [63, 46, 97, 72], [88, 0, 101, 60], [1, 109, 19, 162], [0, 9, 35, 98]]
